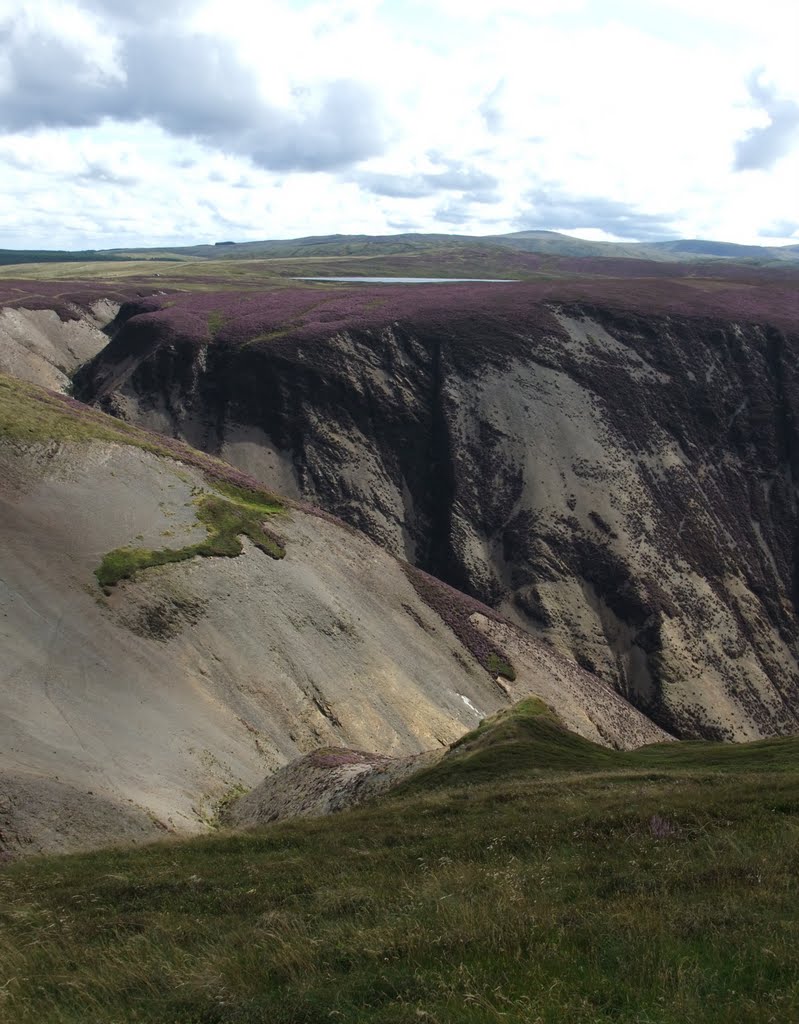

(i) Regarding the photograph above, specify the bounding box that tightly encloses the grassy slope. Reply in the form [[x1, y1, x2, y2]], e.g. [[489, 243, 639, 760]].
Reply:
[[2, 701, 798, 1023], [0, 373, 284, 501], [0, 373, 286, 584]]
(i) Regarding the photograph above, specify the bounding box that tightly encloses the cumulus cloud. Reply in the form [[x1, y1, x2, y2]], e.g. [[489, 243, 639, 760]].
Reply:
[[355, 160, 498, 202], [433, 201, 474, 225], [734, 71, 799, 171], [516, 189, 677, 240], [386, 218, 424, 232], [0, 11, 385, 172], [479, 80, 505, 135], [762, 219, 799, 239], [73, 159, 138, 187], [77, 0, 198, 22], [1, 0, 797, 248]]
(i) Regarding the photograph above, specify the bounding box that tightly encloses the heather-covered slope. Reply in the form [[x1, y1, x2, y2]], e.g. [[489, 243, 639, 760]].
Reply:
[[0, 374, 663, 856], [73, 273, 799, 741]]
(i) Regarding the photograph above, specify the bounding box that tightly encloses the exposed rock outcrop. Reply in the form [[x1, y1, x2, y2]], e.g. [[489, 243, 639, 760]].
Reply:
[[222, 747, 441, 829]]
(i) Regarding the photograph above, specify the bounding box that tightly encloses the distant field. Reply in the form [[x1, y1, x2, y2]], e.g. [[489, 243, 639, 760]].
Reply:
[[2, 248, 797, 315], [2, 703, 798, 1023], [0, 247, 544, 285]]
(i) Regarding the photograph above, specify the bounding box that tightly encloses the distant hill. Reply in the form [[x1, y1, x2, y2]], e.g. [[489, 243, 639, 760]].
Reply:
[[0, 231, 797, 267], [0, 249, 136, 266], [490, 231, 799, 264]]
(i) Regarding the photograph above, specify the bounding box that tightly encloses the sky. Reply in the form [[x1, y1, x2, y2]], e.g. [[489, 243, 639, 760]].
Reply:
[[0, 0, 798, 250]]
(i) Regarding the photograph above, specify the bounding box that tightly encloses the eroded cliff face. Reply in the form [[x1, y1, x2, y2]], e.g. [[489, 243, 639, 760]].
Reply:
[[0, 299, 120, 392], [76, 297, 799, 740]]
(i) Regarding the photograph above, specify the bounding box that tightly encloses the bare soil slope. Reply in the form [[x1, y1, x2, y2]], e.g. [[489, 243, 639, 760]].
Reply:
[[0, 300, 118, 392], [0, 375, 664, 856], [222, 747, 442, 829]]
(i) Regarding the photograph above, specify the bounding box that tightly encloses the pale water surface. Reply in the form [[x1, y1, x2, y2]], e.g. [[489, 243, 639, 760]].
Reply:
[[293, 276, 517, 284]]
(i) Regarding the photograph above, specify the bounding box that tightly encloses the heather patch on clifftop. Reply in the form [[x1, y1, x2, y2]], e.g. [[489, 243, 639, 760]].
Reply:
[[47, 264, 799, 377], [0, 279, 164, 320]]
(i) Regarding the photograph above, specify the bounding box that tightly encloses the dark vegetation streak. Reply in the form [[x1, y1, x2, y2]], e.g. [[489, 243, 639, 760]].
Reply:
[[402, 563, 516, 681], [424, 335, 458, 584]]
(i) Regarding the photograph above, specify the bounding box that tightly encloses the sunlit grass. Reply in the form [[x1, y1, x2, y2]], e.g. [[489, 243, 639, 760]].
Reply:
[[2, 709, 799, 1023]]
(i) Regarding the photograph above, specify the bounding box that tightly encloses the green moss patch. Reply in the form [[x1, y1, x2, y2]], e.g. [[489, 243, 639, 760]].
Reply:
[[96, 489, 285, 588], [207, 310, 226, 337], [486, 652, 516, 681]]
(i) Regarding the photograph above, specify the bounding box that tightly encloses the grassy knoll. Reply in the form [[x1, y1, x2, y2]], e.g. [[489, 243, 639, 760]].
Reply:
[[405, 699, 799, 792], [2, 702, 799, 1023], [403, 698, 622, 790]]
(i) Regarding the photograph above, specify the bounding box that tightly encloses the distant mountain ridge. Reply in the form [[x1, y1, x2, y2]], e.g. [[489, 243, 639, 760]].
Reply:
[[1, 230, 797, 267]]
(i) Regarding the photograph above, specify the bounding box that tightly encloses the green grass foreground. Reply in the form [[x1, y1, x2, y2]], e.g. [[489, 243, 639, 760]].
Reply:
[[2, 703, 799, 1023]]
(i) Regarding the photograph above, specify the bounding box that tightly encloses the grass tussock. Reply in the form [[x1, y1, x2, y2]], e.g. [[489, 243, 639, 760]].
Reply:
[[486, 652, 516, 681], [2, 709, 799, 1023]]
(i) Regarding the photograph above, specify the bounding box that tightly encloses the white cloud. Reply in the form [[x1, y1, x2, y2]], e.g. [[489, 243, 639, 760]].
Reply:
[[0, 0, 797, 247]]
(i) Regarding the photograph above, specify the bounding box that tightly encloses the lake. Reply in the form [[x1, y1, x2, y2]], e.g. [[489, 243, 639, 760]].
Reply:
[[293, 276, 517, 284]]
